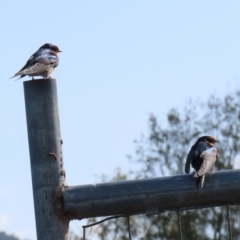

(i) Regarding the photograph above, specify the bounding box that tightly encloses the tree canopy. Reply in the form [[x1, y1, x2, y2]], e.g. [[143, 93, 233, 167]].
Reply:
[[0, 232, 21, 240]]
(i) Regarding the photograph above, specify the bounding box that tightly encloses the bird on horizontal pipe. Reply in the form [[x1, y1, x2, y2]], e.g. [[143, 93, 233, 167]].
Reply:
[[185, 136, 219, 189], [10, 43, 61, 80]]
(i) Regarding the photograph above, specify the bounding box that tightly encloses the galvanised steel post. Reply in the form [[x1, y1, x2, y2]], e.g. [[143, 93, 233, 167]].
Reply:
[[24, 79, 69, 240]]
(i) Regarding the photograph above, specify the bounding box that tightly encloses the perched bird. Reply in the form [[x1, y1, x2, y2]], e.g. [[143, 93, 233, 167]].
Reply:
[[185, 136, 219, 189], [10, 43, 61, 80]]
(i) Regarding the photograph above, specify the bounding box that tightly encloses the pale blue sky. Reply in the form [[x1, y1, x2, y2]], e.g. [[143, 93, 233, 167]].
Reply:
[[1, 1, 240, 239]]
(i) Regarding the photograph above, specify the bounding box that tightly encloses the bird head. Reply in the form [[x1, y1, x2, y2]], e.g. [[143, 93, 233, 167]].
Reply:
[[40, 43, 62, 55], [196, 135, 218, 146]]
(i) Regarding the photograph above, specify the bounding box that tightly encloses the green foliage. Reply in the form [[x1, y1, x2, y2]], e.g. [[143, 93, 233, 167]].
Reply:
[[0, 232, 21, 240], [76, 91, 240, 239]]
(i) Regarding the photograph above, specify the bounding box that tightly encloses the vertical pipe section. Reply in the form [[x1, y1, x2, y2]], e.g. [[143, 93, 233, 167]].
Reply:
[[226, 206, 232, 240], [24, 79, 69, 240], [176, 211, 183, 240], [127, 216, 132, 240]]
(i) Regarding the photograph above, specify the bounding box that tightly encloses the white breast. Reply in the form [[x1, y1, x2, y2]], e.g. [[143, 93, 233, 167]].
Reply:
[[193, 147, 218, 178]]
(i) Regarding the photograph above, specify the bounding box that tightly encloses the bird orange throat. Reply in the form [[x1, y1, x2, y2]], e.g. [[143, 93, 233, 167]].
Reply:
[[51, 50, 61, 55], [206, 141, 214, 146]]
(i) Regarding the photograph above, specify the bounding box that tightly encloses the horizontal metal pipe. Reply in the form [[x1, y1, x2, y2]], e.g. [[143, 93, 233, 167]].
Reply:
[[63, 169, 240, 219]]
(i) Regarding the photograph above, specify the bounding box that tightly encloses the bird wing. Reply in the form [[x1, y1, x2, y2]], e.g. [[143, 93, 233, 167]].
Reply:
[[17, 62, 50, 76], [185, 145, 198, 174], [193, 147, 218, 178], [10, 52, 39, 78], [10, 52, 58, 78]]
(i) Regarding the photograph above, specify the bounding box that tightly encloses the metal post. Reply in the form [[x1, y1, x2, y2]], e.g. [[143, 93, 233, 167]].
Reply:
[[226, 206, 232, 240], [126, 216, 132, 240], [24, 79, 69, 240], [176, 211, 183, 240]]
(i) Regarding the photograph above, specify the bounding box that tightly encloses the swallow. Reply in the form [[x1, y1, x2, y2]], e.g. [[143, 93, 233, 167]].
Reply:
[[185, 136, 219, 189], [10, 43, 61, 80]]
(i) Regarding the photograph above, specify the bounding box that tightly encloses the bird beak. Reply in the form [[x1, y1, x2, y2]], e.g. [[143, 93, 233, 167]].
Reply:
[[58, 50, 62, 53]]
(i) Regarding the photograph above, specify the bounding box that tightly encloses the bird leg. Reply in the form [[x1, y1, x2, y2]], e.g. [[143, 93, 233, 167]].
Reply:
[[195, 176, 204, 198]]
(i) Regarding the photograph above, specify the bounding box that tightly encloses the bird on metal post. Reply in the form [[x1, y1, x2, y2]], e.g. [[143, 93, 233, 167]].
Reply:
[[10, 43, 61, 80], [185, 136, 219, 189]]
